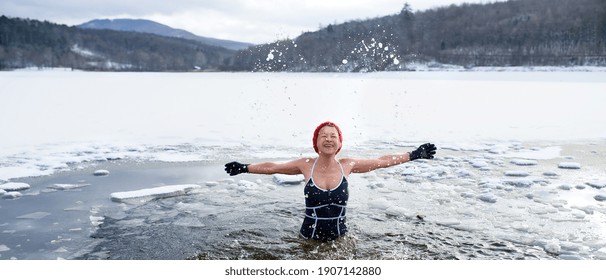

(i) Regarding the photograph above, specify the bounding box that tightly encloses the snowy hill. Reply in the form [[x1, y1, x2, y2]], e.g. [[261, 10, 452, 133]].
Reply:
[[78, 18, 253, 51]]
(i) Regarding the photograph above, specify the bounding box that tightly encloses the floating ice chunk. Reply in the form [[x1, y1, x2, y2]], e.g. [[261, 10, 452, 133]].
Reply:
[[478, 193, 498, 203], [575, 184, 587, 190], [0, 189, 5, 195], [273, 174, 304, 185], [368, 198, 391, 210], [559, 254, 584, 260], [469, 160, 488, 168], [342, 59, 348, 64], [510, 159, 538, 166], [205, 181, 219, 187], [49, 183, 90, 190], [436, 219, 461, 226], [572, 205, 594, 215], [16, 212, 51, 219], [558, 162, 581, 169], [454, 169, 473, 177], [238, 180, 258, 189], [503, 178, 534, 188], [400, 167, 418, 176], [54, 247, 69, 253], [460, 192, 475, 198], [587, 181, 606, 189], [0, 182, 30, 191], [543, 239, 561, 255], [504, 171, 529, 177], [90, 215, 104, 227], [367, 182, 385, 189], [404, 176, 422, 183], [219, 178, 235, 184], [385, 206, 407, 216], [93, 170, 110, 176], [558, 184, 572, 191], [543, 171, 559, 177], [594, 195, 606, 202], [3, 191, 22, 199], [0, 244, 10, 252], [571, 210, 586, 219], [479, 178, 505, 190], [110, 184, 201, 202]]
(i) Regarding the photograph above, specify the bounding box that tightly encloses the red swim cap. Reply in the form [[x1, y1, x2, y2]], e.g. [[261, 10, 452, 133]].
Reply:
[[313, 121, 343, 154]]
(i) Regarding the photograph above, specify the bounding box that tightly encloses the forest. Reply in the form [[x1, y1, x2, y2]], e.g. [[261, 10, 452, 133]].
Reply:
[[1, 0, 605, 71], [0, 16, 235, 71], [233, 0, 606, 71]]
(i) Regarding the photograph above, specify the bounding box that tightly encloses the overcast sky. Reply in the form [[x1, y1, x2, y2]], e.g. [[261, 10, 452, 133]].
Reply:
[[1, 0, 505, 44]]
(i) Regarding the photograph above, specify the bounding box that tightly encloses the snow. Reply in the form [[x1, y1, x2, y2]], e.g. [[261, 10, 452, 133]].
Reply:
[[587, 181, 606, 189], [49, 183, 91, 190], [478, 193, 498, 203], [0, 182, 31, 191], [110, 184, 201, 202], [2, 192, 22, 199], [558, 162, 582, 169], [1, 70, 605, 182], [273, 174, 305, 185], [510, 159, 538, 166], [504, 171, 530, 177]]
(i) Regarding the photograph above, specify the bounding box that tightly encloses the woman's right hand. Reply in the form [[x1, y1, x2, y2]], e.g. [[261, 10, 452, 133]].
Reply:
[[224, 161, 249, 176]]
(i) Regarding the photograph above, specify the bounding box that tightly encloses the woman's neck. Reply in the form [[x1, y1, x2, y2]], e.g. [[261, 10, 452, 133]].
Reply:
[[316, 154, 338, 166]]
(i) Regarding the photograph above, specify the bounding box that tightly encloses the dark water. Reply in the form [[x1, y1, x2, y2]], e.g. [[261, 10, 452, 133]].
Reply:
[[71, 166, 556, 260], [0, 157, 577, 260]]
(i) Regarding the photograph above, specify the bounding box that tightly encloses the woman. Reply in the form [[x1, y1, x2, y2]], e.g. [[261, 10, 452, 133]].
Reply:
[[224, 121, 436, 242]]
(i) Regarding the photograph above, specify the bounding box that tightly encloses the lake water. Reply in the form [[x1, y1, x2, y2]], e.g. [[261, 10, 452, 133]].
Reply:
[[1, 69, 605, 260]]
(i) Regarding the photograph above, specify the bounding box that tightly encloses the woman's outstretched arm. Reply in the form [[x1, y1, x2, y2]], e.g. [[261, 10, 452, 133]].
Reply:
[[345, 143, 436, 174], [225, 158, 307, 176]]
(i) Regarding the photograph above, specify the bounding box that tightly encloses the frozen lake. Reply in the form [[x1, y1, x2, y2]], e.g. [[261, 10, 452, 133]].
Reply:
[[1, 69, 605, 260]]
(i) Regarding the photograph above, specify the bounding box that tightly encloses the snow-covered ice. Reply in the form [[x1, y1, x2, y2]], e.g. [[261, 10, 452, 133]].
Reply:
[[16, 212, 51, 220], [273, 174, 305, 185], [0, 182, 31, 191], [110, 184, 201, 202], [3, 192, 23, 199], [93, 170, 110, 176], [558, 162, 582, 169], [49, 183, 91, 190]]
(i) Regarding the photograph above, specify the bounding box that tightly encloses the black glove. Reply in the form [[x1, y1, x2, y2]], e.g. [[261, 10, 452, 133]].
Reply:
[[409, 143, 436, 160], [224, 161, 249, 176]]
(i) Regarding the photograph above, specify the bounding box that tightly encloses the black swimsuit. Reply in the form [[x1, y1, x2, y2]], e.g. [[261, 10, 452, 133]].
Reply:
[[300, 159, 349, 241]]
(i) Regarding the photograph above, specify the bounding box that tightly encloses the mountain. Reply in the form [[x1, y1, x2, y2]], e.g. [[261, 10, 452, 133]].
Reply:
[[78, 19, 253, 51]]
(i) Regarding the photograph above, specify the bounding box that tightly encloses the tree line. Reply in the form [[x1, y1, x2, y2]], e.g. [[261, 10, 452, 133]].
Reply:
[[232, 0, 606, 71], [1, 0, 605, 72], [0, 16, 235, 71]]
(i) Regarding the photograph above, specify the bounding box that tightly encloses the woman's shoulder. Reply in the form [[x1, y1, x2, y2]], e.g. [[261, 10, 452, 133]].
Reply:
[[338, 158, 355, 165]]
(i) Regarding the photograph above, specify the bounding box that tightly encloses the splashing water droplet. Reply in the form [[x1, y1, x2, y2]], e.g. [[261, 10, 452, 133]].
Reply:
[[266, 52, 275, 61]]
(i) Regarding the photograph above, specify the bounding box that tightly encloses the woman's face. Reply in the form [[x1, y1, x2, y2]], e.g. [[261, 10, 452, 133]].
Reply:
[[316, 125, 341, 155]]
